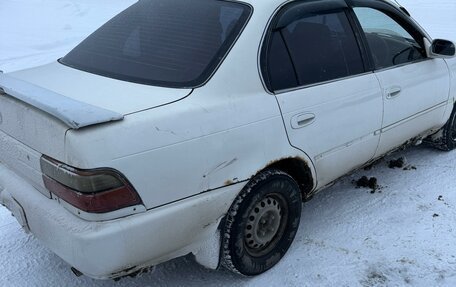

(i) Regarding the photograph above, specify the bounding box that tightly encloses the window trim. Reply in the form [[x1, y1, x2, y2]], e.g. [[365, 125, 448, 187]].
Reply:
[[273, 71, 374, 95], [345, 8, 375, 71], [259, 1, 369, 94]]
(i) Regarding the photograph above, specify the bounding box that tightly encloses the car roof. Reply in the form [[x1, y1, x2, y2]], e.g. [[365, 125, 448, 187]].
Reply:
[[239, 0, 399, 9]]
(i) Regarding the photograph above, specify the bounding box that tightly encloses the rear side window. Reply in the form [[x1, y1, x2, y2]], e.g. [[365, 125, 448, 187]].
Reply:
[[60, 0, 252, 88], [263, 10, 365, 92]]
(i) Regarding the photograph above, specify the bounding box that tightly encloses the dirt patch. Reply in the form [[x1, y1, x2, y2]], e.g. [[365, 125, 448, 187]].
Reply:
[[388, 157, 416, 171], [403, 165, 417, 171], [361, 270, 388, 287], [361, 265, 412, 287], [437, 195, 450, 207], [354, 176, 380, 193], [388, 157, 407, 169]]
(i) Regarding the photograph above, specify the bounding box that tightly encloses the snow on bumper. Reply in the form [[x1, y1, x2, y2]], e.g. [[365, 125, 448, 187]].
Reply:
[[0, 162, 241, 279]]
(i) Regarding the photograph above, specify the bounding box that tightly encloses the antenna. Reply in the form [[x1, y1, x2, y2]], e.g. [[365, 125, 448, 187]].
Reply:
[[393, 0, 401, 6]]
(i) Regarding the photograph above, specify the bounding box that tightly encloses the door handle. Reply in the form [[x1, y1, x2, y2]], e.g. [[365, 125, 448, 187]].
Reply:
[[291, 113, 316, 129], [386, 86, 402, 99]]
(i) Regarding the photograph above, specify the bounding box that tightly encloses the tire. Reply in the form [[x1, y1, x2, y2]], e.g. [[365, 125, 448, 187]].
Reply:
[[435, 106, 456, 151], [221, 169, 302, 276]]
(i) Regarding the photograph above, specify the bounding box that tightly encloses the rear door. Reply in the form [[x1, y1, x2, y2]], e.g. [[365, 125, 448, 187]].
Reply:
[[350, 1, 450, 156], [261, 1, 383, 187]]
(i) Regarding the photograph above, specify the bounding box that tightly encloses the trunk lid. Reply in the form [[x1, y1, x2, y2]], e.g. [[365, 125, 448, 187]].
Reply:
[[6, 61, 192, 117]]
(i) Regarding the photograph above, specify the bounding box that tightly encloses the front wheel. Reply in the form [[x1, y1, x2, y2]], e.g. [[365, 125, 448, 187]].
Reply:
[[221, 169, 302, 276], [434, 106, 456, 151]]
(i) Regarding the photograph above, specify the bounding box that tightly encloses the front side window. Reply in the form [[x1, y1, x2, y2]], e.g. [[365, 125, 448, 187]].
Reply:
[[353, 7, 426, 69], [60, 0, 252, 88], [263, 10, 365, 92]]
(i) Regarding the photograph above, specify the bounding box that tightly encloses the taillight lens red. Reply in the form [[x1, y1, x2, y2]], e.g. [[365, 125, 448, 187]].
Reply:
[[40, 156, 142, 213]]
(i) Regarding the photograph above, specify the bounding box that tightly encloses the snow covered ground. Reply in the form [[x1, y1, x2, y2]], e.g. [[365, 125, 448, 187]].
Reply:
[[1, 0, 456, 286]]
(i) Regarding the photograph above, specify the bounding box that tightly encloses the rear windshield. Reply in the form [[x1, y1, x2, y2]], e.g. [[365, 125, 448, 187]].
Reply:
[[60, 0, 252, 88]]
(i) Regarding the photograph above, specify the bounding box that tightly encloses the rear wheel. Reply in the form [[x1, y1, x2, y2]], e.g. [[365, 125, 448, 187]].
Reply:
[[221, 169, 302, 276]]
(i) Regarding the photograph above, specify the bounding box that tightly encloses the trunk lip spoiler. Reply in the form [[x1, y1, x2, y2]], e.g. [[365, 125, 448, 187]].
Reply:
[[0, 72, 123, 130]]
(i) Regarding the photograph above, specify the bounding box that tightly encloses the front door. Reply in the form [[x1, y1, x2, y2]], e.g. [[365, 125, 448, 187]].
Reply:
[[351, 3, 451, 156]]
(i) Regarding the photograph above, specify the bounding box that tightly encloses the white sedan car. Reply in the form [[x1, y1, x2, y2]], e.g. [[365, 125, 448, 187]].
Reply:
[[0, 0, 455, 280]]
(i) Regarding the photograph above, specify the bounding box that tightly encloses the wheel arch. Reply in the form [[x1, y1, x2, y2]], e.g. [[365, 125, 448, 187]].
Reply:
[[260, 157, 315, 200]]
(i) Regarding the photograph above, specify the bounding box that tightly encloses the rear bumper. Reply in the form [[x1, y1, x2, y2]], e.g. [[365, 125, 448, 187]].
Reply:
[[0, 162, 241, 279]]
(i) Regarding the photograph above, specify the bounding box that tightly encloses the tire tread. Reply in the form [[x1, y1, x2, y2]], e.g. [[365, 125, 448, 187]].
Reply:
[[220, 169, 295, 275]]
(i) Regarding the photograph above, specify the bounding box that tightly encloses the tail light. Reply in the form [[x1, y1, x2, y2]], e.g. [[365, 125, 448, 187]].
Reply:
[[40, 156, 142, 213]]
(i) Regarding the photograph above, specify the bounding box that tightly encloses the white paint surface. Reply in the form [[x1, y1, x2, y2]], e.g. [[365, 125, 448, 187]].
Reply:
[[1, 0, 456, 286]]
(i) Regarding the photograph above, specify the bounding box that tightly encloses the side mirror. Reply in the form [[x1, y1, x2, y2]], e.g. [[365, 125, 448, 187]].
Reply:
[[426, 39, 456, 59]]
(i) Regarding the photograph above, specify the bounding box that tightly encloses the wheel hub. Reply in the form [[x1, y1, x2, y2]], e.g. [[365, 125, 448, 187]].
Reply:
[[244, 197, 282, 251]]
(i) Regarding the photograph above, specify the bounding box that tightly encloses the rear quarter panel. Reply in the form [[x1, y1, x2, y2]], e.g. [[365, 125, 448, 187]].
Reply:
[[64, 92, 315, 209]]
